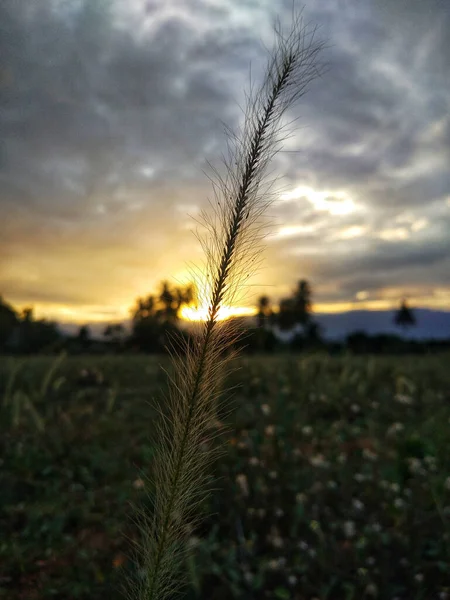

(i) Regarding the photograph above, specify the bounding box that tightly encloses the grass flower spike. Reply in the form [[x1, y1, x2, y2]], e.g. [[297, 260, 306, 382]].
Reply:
[[128, 8, 327, 600]]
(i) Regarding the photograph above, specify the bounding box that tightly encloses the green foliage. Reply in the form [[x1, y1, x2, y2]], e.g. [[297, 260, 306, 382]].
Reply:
[[1, 353, 450, 599]]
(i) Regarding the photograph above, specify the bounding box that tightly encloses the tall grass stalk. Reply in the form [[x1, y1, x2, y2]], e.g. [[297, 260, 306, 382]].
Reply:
[[128, 9, 327, 600]]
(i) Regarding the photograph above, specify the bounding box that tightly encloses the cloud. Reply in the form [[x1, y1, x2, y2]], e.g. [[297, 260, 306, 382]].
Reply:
[[1, 0, 449, 319]]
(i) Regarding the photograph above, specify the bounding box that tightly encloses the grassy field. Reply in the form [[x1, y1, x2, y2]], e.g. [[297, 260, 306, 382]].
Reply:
[[1, 352, 450, 600]]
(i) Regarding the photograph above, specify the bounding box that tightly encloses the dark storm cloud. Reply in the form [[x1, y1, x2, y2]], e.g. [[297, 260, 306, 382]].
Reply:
[[1, 0, 449, 315]]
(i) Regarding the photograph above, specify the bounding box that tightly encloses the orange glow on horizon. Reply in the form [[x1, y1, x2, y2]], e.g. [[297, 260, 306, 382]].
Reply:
[[6, 297, 450, 326], [180, 304, 255, 322]]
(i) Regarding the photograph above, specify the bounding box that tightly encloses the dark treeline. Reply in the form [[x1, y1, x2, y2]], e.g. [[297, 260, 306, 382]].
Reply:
[[1, 281, 449, 356]]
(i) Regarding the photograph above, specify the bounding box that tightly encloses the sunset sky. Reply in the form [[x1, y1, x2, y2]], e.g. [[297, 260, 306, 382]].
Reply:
[[1, 0, 449, 325]]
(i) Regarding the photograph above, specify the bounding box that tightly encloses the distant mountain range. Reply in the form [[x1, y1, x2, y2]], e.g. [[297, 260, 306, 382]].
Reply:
[[312, 308, 450, 341], [58, 308, 450, 342]]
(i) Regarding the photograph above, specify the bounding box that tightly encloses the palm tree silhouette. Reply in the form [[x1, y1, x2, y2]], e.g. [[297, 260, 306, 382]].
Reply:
[[394, 298, 416, 336]]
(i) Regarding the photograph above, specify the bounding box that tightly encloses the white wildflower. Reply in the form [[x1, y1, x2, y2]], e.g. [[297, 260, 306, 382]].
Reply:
[[394, 497, 405, 509], [387, 422, 404, 437], [343, 520, 356, 538], [363, 448, 378, 461], [407, 457, 425, 475], [395, 393, 413, 405], [338, 453, 347, 464], [310, 454, 329, 468], [236, 474, 249, 496], [365, 583, 378, 596], [352, 498, 365, 511], [243, 571, 253, 584]]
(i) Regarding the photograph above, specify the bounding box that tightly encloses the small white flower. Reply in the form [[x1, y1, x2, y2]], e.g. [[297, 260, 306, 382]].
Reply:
[[354, 473, 365, 482], [243, 571, 253, 584], [236, 474, 249, 496], [310, 454, 329, 468], [248, 456, 259, 466], [394, 497, 405, 509], [327, 480, 338, 489], [352, 498, 365, 511], [363, 448, 378, 461], [343, 520, 356, 538], [298, 540, 309, 550], [351, 403, 360, 413], [275, 508, 284, 517], [414, 573, 424, 583], [288, 574, 298, 585], [365, 583, 378, 596], [270, 535, 284, 549], [265, 424, 275, 436], [261, 403, 271, 416], [407, 457, 425, 475], [296, 492, 307, 503], [269, 470, 278, 479], [395, 393, 413, 405], [337, 453, 347, 464], [302, 425, 313, 436], [387, 422, 404, 437]]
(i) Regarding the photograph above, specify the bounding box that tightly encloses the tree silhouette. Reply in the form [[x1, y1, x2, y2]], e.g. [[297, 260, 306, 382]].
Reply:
[[0, 295, 19, 349], [277, 279, 313, 332], [292, 279, 312, 326], [394, 299, 416, 336], [131, 281, 194, 352], [77, 325, 91, 351], [256, 295, 272, 329], [104, 323, 125, 348]]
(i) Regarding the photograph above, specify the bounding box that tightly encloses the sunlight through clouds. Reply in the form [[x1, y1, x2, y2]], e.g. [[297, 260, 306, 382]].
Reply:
[[279, 186, 360, 216], [1, 0, 449, 323]]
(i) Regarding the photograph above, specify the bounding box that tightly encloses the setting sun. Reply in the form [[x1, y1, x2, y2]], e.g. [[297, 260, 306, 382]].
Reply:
[[180, 304, 255, 322]]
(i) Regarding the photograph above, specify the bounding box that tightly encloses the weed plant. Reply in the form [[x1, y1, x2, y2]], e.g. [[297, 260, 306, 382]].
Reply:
[[126, 8, 327, 600]]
